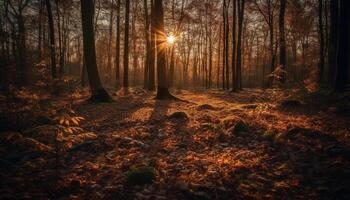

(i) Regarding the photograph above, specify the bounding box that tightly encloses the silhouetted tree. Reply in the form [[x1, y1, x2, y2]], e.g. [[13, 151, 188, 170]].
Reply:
[[80, 0, 111, 102], [153, 0, 176, 99], [123, 0, 130, 90], [45, 0, 57, 79]]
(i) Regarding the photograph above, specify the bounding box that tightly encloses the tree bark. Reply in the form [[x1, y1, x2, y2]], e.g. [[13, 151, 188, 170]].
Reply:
[[80, 0, 111, 102], [123, 0, 130, 90], [328, 0, 338, 86], [148, 0, 156, 91], [115, 0, 121, 89], [335, 0, 349, 91], [236, 0, 245, 90], [279, 0, 287, 83], [231, 0, 237, 91], [154, 0, 176, 99], [45, 0, 57, 79], [143, 0, 151, 89]]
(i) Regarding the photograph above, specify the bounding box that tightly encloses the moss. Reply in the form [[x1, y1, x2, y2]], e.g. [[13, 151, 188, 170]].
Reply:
[[227, 120, 249, 136], [126, 166, 156, 186]]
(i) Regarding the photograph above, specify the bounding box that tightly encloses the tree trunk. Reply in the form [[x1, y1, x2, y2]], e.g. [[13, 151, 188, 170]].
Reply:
[[318, 0, 325, 84], [217, 23, 222, 88], [154, 0, 175, 99], [80, 0, 111, 102], [222, 0, 226, 90], [236, 0, 245, 90], [143, 0, 150, 89], [107, 1, 114, 85], [115, 0, 121, 89], [279, 0, 287, 83], [231, 0, 237, 91], [45, 0, 57, 79], [328, 0, 338, 86], [55, 0, 64, 78], [335, 0, 350, 91], [123, 0, 130, 90], [148, 0, 156, 91], [225, 1, 229, 89]]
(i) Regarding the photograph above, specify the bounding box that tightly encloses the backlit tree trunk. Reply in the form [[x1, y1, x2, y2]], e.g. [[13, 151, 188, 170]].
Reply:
[[80, 0, 111, 102], [153, 0, 176, 99], [45, 0, 57, 79], [123, 0, 130, 90], [279, 0, 286, 83]]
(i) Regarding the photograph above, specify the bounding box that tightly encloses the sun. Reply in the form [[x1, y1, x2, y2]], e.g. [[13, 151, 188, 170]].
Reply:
[[167, 35, 176, 45]]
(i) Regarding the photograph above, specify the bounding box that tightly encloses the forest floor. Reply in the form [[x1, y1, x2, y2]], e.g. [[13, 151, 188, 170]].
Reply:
[[1, 88, 350, 199]]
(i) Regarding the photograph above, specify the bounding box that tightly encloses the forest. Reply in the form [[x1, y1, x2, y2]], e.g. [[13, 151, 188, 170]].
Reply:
[[0, 0, 349, 199]]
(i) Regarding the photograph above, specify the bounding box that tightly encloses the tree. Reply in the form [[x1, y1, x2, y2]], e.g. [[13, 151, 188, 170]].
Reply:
[[45, 0, 57, 79], [327, 0, 338, 86], [334, 0, 349, 91], [7, 0, 30, 86], [318, 0, 325, 84], [123, 0, 130, 90], [279, 0, 286, 83], [254, 0, 278, 87], [115, 0, 121, 89], [143, 0, 151, 89], [107, 0, 114, 85], [236, 0, 245, 90], [231, 0, 237, 91], [222, 0, 229, 90], [80, 0, 111, 102], [153, 0, 176, 99], [148, 0, 156, 91]]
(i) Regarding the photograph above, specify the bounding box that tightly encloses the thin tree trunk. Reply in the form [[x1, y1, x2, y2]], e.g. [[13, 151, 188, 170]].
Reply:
[[225, 1, 229, 89], [217, 23, 222, 88], [232, 0, 237, 90], [279, 0, 287, 83], [236, 0, 245, 90], [45, 0, 57, 79], [328, 0, 338, 86], [148, 0, 156, 91], [143, 0, 150, 89], [123, 0, 130, 89], [115, 0, 121, 89], [318, 0, 325, 84], [107, 1, 114, 85]]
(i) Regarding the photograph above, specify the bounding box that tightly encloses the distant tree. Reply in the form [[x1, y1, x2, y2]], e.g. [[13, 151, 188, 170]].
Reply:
[[236, 0, 245, 90], [80, 0, 111, 102], [231, 0, 237, 91], [327, 0, 338, 86], [143, 0, 151, 89], [318, 0, 325, 84], [123, 0, 130, 90], [45, 0, 57, 79], [279, 0, 286, 83], [7, 0, 30, 86], [254, 0, 278, 87], [107, 0, 114, 85], [115, 0, 121, 89], [148, 0, 156, 91]]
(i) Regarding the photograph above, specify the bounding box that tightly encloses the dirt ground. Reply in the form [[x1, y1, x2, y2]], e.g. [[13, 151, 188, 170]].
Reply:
[[1, 89, 350, 199]]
